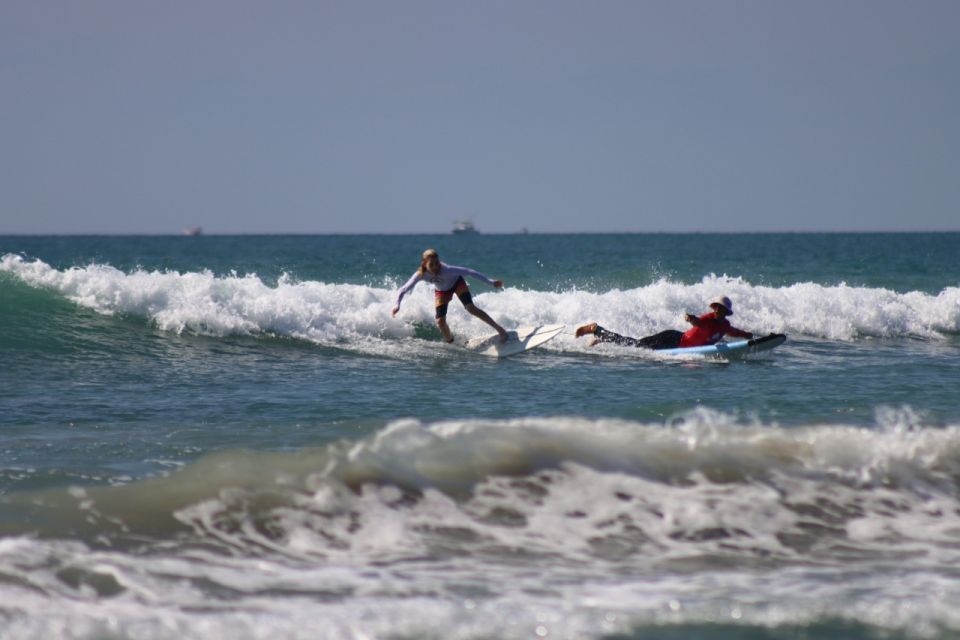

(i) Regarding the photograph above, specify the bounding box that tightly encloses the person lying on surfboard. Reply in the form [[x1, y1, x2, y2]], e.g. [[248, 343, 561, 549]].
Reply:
[[392, 248, 509, 344], [574, 296, 753, 350]]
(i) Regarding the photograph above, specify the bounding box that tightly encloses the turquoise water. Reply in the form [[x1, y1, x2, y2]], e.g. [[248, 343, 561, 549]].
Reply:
[[1, 233, 959, 639]]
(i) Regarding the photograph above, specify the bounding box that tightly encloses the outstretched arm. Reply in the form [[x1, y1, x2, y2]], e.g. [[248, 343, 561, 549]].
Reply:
[[445, 265, 500, 288], [392, 272, 422, 316], [726, 326, 753, 339]]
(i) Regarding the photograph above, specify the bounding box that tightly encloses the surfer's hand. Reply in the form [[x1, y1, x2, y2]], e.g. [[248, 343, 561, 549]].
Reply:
[[685, 313, 697, 324], [493, 280, 504, 289], [391, 306, 400, 317]]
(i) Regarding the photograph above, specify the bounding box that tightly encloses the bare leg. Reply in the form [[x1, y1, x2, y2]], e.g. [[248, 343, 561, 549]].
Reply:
[[575, 323, 598, 338], [464, 303, 509, 342], [574, 322, 600, 346], [436, 316, 455, 343]]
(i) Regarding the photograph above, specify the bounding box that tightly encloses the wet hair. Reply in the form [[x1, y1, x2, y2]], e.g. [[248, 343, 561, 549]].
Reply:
[[417, 249, 439, 276]]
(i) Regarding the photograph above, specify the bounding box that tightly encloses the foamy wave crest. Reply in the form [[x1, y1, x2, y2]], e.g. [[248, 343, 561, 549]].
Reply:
[[3, 255, 958, 343], [0, 254, 405, 344], [483, 273, 959, 341], [5, 413, 960, 638], [7, 412, 960, 557]]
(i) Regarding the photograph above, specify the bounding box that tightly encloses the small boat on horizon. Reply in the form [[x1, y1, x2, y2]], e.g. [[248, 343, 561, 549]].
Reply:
[[182, 227, 203, 236], [452, 219, 479, 235]]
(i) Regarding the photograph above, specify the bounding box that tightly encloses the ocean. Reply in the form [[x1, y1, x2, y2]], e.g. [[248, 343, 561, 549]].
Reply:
[[1, 233, 959, 639]]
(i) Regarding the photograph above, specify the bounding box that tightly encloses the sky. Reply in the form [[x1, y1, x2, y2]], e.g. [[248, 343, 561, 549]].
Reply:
[[1, 0, 958, 234]]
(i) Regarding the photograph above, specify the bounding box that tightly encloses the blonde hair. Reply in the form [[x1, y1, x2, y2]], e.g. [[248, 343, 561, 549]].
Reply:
[[417, 248, 439, 276]]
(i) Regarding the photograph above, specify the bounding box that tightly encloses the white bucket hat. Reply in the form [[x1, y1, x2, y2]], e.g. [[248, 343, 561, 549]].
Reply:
[[710, 296, 734, 315]]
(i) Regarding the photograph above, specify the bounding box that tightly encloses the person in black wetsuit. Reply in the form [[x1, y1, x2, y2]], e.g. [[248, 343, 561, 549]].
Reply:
[[574, 296, 752, 350]]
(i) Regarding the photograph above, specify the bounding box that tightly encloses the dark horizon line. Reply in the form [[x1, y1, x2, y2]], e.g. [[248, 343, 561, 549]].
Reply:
[[2, 229, 959, 237]]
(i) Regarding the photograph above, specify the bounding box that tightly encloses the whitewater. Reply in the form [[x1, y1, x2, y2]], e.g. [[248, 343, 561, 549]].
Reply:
[[2, 252, 957, 345], [1, 233, 959, 639]]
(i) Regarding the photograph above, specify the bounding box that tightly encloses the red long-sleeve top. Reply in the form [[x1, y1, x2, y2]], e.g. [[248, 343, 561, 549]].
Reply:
[[679, 312, 752, 348]]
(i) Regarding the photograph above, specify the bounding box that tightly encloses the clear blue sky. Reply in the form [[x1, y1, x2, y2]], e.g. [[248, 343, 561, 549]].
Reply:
[[2, 1, 958, 234]]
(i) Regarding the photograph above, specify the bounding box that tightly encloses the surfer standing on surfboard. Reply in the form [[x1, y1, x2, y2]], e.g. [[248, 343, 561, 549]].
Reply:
[[392, 248, 509, 344], [574, 295, 753, 350]]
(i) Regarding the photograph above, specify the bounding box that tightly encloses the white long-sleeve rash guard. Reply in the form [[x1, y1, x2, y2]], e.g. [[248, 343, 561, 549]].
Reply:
[[394, 262, 497, 309]]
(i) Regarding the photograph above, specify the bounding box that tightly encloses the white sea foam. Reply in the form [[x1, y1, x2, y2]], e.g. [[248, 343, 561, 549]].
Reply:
[[11, 412, 960, 559], [3, 255, 958, 353], [4, 414, 960, 638]]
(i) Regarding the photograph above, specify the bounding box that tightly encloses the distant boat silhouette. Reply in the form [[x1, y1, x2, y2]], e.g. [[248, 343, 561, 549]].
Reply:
[[182, 227, 203, 236], [452, 219, 479, 235]]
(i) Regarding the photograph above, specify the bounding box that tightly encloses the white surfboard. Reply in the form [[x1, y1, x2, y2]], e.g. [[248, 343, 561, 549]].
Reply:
[[462, 324, 565, 358]]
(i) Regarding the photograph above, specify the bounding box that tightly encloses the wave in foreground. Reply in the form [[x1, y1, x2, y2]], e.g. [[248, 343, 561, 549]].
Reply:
[[5, 410, 958, 551], [2, 412, 960, 638]]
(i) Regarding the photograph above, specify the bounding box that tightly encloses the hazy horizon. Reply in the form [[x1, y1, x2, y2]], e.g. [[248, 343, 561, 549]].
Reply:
[[3, 1, 958, 234], [5, 229, 960, 238]]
